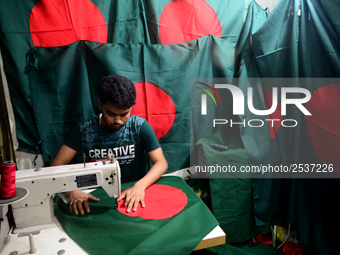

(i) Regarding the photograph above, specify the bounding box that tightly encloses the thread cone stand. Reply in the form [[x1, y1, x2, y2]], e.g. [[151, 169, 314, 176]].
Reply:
[[0, 187, 28, 205]]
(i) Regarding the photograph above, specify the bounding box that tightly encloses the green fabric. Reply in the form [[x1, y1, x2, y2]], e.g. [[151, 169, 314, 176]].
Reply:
[[209, 178, 269, 244], [237, 0, 296, 168], [236, 0, 340, 254], [196, 127, 269, 243], [236, 1, 283, 173], [235, 0, 303, 227], [55, 176, 219, 255], [0, 1, 41, 153], [299, 0, 340, 77]]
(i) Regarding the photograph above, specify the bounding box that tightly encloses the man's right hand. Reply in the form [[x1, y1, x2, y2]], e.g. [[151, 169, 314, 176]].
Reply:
[[67, 190, 100, 215]]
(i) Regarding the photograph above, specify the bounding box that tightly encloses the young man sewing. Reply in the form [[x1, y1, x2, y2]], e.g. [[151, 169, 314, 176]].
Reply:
[[51, 75, 168, 215]]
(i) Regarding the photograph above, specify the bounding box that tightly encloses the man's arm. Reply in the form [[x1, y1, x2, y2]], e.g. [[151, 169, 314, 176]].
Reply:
[[51, 144, 99, 215], [50, 144, 78, 166], [117, 147, 168, 212]]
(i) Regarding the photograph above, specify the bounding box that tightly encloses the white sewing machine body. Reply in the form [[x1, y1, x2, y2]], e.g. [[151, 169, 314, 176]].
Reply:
[[10, 160, 121, 233]]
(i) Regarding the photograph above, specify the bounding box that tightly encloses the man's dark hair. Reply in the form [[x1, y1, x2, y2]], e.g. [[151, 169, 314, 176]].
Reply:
[[99, 75, 136, 109]]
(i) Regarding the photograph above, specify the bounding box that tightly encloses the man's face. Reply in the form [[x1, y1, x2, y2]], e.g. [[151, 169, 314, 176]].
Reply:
[[98, 100, 131, 131]]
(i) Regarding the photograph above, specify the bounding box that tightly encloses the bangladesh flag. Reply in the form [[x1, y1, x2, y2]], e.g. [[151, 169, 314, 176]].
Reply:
[[55, 176, 219, 255], [143, 0, 246, 45], [26, 34, 240, 171]]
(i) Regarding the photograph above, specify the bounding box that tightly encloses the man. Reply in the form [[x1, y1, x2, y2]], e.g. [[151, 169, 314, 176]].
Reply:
[[51, 75, 168, 215]]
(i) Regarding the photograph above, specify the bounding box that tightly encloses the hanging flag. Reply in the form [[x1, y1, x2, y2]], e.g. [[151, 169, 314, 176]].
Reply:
[[236, 0, 340, 254], [26, 35, 236, 171], [144, 0, 248, 44], [236, 0, 282, 170]]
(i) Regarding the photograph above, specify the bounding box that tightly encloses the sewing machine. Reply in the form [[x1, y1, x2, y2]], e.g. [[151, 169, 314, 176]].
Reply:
[[1, 156, 121, 236]]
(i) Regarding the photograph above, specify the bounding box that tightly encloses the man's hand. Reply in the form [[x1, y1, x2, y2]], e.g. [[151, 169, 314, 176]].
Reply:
[[116, 147, 167, 213], [68, 190, 100, 215], [117, 183, 145, 212]]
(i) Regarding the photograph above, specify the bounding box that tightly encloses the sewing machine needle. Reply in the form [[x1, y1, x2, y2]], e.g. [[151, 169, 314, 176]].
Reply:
[[83, 153, 86, 168]]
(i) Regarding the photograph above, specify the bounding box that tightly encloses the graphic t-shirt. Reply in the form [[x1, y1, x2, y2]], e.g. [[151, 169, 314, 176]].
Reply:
[[66, 115, 160, 183]]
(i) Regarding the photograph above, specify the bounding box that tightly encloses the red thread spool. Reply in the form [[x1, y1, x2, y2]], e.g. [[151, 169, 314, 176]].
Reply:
[[0, 161, 16, 198]]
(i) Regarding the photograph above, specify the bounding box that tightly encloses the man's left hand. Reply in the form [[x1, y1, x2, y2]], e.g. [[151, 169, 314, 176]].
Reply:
[[117, 183, 145, 212]]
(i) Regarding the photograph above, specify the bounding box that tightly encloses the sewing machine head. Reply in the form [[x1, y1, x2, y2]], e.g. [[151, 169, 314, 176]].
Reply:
[[10, 159, 121, 233]]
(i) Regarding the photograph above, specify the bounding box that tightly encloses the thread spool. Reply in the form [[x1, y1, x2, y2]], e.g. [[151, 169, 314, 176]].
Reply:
[[0, 161, 16, 198]]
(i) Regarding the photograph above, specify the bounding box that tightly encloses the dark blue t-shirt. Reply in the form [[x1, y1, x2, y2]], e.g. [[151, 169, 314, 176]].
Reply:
[[66, 115, 160, 183]]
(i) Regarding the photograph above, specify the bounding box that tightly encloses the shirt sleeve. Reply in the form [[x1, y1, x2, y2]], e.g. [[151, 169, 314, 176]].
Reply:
[[65, 123, 82, 152], [139, 120, 160, 153]]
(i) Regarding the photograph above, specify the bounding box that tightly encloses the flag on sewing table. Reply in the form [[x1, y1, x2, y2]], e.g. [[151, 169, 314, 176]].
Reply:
[[55, 176, 219, 255]]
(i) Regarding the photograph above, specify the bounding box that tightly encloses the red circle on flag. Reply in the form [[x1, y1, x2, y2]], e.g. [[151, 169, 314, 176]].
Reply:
[[304, 84, 340, 172], [131, 82, 176, 139], [159, 0, 222, 45], [117, 184, 188, 220], [30, 0, 107, 47]]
